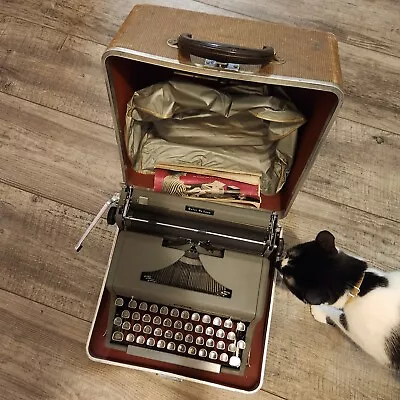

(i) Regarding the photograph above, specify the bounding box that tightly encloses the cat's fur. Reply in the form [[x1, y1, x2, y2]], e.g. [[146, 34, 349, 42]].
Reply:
[[279, 230, 400, 371]]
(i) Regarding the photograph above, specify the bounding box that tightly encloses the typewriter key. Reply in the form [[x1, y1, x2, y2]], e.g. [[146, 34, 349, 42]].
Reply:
[[229, 356, 241, 368], [191, 313, 200, 322], [227, 332, 236, 341], [170, 308, 179, 317], [188, 346, 197, 355], [174, 332, 183, 341], [195, 325, 203, 334], [115, 298, 124, 307], [139, 302, 148, 311], [206, 338, 214, 348], [132, 312, 140, 321], [126, 333, 135, 342], [202, 315, 211, 324], [121, 310, 130, 319], [153, 316, 162, 325], [143, 325, 152, 335], [149, 304, 158, 313], [177, 344, 186, 353], [133, 324, 141, 333], [224, 319, 233, 329], [147, 337, 155, 347], [185, 334, 193, 343], [160, 306, 169, 315], [174, 320, 183, 330], [112, 331, 124, 342], [122, 321, 131, 330], [236, 322, 246, 332], [196, 337, 204, 346], [154, 328, 163, 337], [164, 330, 173, 339], [213, 317, 222, 327], [217, 341, 225, 350], [181, 310, 190, 319], [228, 343, 236, 352], [199, 349, 207, 358], [220, 353, 229, 363], [136, 335, 145, 345], [209, 351, 218, 360], [163, 318, 172, 327], [113, 317, 122, 326], [237, 340, 246, 350], [142, 314, 151, 323], [216, 329, 225, 339], [167, 342, 176, 351], [205, 327, 214, 336], [184, 323, 193, 331], [128, 299, 137, 309], [157, 340, 166, 349]]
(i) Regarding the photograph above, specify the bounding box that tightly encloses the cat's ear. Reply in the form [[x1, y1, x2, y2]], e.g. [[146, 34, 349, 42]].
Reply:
[[315, 231, 337, 254]]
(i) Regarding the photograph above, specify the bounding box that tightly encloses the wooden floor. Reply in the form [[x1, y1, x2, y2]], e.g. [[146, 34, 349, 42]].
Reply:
[[0, 0, 399, 399]]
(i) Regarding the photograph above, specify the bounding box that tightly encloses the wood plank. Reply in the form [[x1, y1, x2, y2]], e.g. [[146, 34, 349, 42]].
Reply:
[[1, 92, 398, 223], [0, 289, 281, 400]]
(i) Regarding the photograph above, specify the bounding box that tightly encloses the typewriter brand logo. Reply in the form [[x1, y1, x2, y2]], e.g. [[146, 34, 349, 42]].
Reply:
[[185, 205, 214, 216]]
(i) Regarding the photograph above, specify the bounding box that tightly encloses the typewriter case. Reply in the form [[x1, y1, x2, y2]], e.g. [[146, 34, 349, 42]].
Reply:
[[86, 4, 343, 394]]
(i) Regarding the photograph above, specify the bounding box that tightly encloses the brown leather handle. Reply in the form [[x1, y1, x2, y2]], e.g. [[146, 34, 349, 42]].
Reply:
[[177, 33, 276, 65]]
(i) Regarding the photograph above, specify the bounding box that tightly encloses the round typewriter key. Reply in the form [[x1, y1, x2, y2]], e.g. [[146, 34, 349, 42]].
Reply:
[[224, 319, 233, 329], [149, 304, 158, 313], [128, 299, 137, 309], [202, 315, 211, 324], [126, 333, 135, 342], [160, 306, 169, 315], [147, 338, 156, 347], [185, 334, 193, 343], [122, 321, 131, 330], [113, 317, 122, 326], [139, 302, 148, 311], [170, 308, 179, 317], [164, 330, 173, 339], [228, 343, 236, 352], [236, 322, 246, 332], [206, 338, 214, 348], [220, 353, 229, 363], [195, 325, 203, 334], [153, 316, 162, 325], [112, 331, 124, 342], [163, 318, 172, 327], [199, 349, 207, 358], [167, 342, 176, 351], [217, 341, 225, 350], [121, 310, 130, 319], [237, 340, 246, 350], [115, 298, 124, 307], [205, 327, 214, 336], [174, 320, 183, 330], [132, 312, 140, 321], [229, 356, 241, 368], [136, 335, 145, 345], [181, 310, 190, 319], [157, 340, 166, 349], [191, 313, 200, 322], [142, 314, 151, 323], [174, 332, 183, 341], [143, 325, 152, 335], [188, 346, 197, 356], [184, 322, 193, 331], [227, 332, 236, 341], [177, 344, 186, 353], [209, 351, 218, 360], [133, 324, 141, 333], [196, 337, 204, 346], [213, 317, 222, 326], [216, 329, 225, 339], [154, 328, 163, 337]]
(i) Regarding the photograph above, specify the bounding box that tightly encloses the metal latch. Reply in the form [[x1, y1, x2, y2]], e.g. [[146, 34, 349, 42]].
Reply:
[[264, 212, 284, 263], [204, 59, 240, 72]]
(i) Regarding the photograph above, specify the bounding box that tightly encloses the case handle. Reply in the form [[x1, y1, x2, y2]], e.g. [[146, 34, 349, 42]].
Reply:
[[177, 33, 276, 65]]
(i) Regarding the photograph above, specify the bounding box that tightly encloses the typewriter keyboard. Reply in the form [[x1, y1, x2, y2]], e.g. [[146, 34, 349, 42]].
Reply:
[[111, 296, 249, 370]]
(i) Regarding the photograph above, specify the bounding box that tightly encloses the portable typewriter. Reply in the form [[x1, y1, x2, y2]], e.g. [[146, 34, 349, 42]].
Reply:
[[77, 4, 343, 394]]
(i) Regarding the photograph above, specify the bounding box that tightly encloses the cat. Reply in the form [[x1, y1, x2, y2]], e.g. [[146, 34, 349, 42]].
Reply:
[[278, 230, 400, 371]]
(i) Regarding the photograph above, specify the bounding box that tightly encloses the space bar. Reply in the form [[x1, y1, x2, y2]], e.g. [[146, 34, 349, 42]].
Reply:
[[127, 345, 221, 373]]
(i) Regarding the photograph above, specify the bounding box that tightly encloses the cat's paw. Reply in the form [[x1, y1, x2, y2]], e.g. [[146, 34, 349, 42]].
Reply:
[[310, 305, 329, 324]]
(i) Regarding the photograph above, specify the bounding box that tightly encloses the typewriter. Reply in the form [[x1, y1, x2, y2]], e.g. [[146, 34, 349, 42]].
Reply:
[[79, 185, 283, 379]]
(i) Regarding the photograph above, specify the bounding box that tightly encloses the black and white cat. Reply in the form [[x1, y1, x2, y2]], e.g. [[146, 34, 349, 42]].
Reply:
[[279, 230, 400, 371]]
